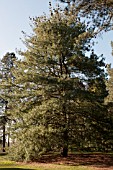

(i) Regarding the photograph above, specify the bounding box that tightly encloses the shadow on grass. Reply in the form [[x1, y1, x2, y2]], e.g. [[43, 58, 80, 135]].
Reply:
[[0, 168, 34, 170], [36, 153, 113, 168], [0, 152, 8, 156]]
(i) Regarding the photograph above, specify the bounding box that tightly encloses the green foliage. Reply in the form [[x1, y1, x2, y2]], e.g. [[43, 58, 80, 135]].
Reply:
[[105, 43, 113, 104], [57, 0, 113, 32], [2, 5, 108, 161], [102, 43, 113, 151], [8, 125, 51, 161], [0, 52, 17, 152]]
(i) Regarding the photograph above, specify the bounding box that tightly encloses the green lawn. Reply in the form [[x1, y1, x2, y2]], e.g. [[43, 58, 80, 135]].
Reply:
[[0, 162, 89, 170], [0, 152, 113, 170], [0, 154, 89, 170]]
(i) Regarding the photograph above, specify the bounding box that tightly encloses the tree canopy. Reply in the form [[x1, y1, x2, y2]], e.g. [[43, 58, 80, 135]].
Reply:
[[0, 1, 112, 162], [2, 6, 109, 161], [56, 0, 113, 32]]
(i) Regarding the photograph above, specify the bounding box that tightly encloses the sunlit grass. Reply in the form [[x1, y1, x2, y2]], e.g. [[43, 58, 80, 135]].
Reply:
[[0, 163, 89, 170], [0, 154, 89, 170], [2, 152, 112, 170]]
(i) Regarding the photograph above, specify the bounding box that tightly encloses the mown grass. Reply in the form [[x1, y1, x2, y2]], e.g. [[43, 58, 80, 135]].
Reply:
[[0, 162, 89, 170], [0, 163, 88, 170], [0, 153, 89, 170], [1, 152, 113, 170]]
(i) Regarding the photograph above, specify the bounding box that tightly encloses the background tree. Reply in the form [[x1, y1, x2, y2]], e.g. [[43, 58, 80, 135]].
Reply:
[[103, 42, 113, 151], [0, 99, 8, 152], [105, 42, 113, 103], [0, 52, 16, 152]]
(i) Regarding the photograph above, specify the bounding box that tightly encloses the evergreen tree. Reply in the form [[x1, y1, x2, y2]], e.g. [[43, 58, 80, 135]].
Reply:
[[0, 52, 17, 152], [103, 42, 113, 151], [105, 42, 113, 103], [56, 0, 113, 32], [7, 6, 107, 161]]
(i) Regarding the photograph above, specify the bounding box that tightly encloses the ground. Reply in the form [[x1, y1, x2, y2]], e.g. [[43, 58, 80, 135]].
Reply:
[[0, 153, 113, 170], [17, 153, 113, 170]]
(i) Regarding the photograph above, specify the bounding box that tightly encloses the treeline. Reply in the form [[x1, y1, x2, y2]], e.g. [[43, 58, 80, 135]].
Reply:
[[0, 1, 113, 161]]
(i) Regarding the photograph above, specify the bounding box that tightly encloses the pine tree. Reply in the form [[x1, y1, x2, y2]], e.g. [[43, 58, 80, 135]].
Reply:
[[56, 0, 113, 32], [0, 52, 17, 152], [103, 42, 113, 151], [7, 5, 107, 160], [105, 42, 113, 103]]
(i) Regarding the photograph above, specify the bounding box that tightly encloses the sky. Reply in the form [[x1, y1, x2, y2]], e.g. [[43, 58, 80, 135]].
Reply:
[[0, 0, 113, 65]]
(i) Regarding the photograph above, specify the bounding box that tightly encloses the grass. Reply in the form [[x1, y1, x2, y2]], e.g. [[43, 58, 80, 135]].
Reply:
[[0, 163, 89, 170], [0, 162, 88, 170], [0, 153, 89, 170], [0, 152, 113, 170]]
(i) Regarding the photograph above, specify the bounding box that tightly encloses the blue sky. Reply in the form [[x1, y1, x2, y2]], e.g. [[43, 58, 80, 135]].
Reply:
[[94, 31, 113, 65], [0, 0, 53, 57], [0, 0, 113, 65]]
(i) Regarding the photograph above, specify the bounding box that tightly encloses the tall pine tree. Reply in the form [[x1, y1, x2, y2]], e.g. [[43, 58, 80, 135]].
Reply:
[[7, 5, 107, 161]]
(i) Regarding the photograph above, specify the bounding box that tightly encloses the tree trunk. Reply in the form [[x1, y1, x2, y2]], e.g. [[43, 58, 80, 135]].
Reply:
[[62, 145, 68, 157], [61, 129, 68, 157], [2, 124, 5, 152], [8, 133, 10, 147]]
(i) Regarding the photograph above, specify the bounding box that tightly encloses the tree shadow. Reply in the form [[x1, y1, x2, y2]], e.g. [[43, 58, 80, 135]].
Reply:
[[0, 168, 34, 170], [36, 153, 113, 168]]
